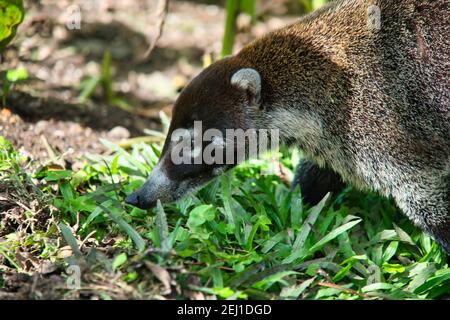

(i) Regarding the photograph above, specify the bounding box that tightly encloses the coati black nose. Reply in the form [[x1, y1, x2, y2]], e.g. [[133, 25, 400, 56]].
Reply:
[[124, 162, 174, 209], [125, 193, 140, 207], [125, 191, 158, 209]]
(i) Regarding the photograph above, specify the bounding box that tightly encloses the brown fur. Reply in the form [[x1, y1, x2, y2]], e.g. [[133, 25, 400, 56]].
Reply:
[[126, 0, 450, 254]]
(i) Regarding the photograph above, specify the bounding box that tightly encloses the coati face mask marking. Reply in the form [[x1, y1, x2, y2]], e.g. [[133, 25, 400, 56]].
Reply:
[[125, 64, 268, 209]]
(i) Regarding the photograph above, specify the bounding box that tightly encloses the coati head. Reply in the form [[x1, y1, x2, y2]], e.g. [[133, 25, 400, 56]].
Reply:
[[124, 24, 347, 210], [125, 58, 269, 209]]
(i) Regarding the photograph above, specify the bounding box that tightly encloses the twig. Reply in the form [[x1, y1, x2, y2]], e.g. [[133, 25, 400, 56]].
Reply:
[[12, 199, 33, 213], [40, 135, 57, 161], [139, 0, 169, 61], [40, 135, 66, 168], [317, 281, 369, 298], [118, 136, 164, 149], [80, 230, 97, 247]]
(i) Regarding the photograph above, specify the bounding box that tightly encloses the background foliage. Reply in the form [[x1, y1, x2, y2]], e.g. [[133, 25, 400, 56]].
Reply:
[[0, 0, 24, 50]]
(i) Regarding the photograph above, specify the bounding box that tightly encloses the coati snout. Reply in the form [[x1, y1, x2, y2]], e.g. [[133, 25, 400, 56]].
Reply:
[[126, 0, 450, 255]]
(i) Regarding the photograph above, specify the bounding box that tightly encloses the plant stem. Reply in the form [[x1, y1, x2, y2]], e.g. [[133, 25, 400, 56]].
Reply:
[[221, 0, 240, 57]]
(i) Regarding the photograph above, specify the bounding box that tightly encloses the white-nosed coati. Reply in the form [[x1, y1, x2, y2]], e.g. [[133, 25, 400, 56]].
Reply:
[[126, 0, 450, 254]]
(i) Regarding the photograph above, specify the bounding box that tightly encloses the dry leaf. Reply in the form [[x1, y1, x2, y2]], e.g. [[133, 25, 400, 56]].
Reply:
[[145, 261, 172, 295]]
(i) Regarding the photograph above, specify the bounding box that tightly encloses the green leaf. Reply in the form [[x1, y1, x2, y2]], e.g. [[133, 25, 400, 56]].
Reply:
[[81, 204, 106, 231], [406, 263, 437, 291], [382, 241, 399, 263], [59, 222, 82, 258], [261, 231, 287, 253], [414, 269, 450, 294], [282, 193, 330, 263], [123, 271, 138, 282], [280, 277, 316, 299], [312, 0, 327, 10], [100, 139, 149, 174], [112, 253, 127, 271], [252, 271, 299, 290], [59, 181, 75, 201], [187, 204, 215, 228], [382, 263, 405, 274], [240, 0, 256, 21], [309, 219, 362, 253], [78, 76, 100, 103], [6, 66, 28, 82], [0, 0, 25, 49], [43, 170, 73, 181], [220, 175, 237, 227], [393, 224, 415, 246], [99, 201, 146, 252], [333, 263, 353, 282], [156, 200, 170, 253], [361, 282, 394, 293], [290, 186, 303, 229], [245, 214, 271, 250], [369, 229, 398, 245], [0, 244, 21, 270], [221, 0, 240, 57]]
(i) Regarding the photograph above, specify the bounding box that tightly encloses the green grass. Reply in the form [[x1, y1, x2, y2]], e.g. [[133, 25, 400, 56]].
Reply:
[[0, 135, 449, 299]]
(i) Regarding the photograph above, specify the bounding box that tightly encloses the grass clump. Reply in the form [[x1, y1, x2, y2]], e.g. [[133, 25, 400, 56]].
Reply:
[[0, 136, 449, 299]]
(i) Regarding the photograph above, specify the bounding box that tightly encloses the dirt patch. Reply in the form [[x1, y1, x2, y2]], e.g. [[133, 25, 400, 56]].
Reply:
[[0, 269, 68, 300], [1, 91, 167, 164]]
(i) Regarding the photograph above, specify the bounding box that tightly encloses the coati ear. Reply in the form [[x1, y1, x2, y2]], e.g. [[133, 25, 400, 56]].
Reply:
[[231, 68, 262, 107]]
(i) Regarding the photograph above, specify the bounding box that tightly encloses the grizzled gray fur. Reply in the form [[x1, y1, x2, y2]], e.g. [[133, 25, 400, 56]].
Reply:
[[126, 0, 450, 254]]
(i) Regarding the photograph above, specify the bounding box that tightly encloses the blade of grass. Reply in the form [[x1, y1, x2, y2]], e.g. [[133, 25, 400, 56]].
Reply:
[[309, 218, 362, 253], [97, 201, 146, 252], [221, 0, 240, 57], [0, 245, 21, 270], [100, 138, 149, 174], [414, 269, 450, 294], [282, 193, 330, 263], [59, 222, 83, 258], [78, 76, 100, 103], [156, 199, 170, 254]]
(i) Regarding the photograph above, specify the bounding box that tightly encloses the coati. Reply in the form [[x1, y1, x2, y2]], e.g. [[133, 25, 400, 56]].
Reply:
[[126, 0, 450, 254]]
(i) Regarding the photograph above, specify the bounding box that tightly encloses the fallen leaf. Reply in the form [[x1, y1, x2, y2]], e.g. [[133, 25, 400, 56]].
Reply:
[[145, 261, 171, 295]]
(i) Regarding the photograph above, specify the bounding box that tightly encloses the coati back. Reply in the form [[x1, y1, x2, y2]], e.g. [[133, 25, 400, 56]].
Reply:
[[126, 0, 450, 254]]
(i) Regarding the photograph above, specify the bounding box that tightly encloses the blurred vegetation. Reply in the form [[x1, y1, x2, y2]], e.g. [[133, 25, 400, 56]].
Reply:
[[1, 66, 28, 106], [0, 0, 24, 50], [222, 0, 256, 57], [0, 0, 26, 107], [222, 0, 331, 56], [78, 50, 133, 112], [1, 136, 449, 299], [300, 0, 329, 12]]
